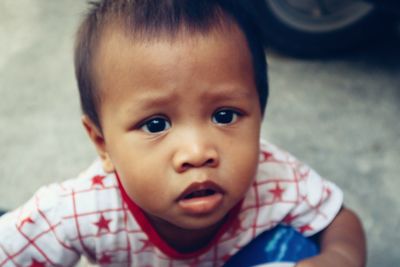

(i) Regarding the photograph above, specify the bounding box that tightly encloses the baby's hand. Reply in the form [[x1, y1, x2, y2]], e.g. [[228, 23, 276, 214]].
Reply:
[[294, 208, 366, 267]]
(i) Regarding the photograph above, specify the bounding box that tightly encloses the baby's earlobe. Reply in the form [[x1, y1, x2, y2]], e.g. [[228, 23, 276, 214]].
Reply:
[[82, 115, 114, 173], [101, 157, 115, 173]]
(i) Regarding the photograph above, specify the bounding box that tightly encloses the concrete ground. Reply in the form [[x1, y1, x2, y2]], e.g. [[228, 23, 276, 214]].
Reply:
[[0, 1, 399, 266]]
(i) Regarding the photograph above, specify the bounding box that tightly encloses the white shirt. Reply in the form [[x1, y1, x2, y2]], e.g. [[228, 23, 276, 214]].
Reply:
[[0, 141, 342, 266]]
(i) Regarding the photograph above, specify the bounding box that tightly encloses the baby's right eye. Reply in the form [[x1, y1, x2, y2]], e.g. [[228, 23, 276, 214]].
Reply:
[[140, 117, 171, 134]]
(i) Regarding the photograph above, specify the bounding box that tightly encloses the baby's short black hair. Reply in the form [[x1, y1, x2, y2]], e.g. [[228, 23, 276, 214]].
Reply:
[[75, 0, 269, 129]]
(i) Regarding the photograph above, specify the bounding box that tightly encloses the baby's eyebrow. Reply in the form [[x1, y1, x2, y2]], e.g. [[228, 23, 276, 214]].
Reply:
[[125, 92, 178, 113], [125, 85, 252, 114]]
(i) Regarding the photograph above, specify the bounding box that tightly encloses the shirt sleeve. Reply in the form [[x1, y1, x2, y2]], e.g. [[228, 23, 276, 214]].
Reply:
[[0, 184, 81, 267], [283, 161, 343, 237]]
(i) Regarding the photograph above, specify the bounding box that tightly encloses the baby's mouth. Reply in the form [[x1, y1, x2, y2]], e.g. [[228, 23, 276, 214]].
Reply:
[[183, 189, 217, 199], [177, 181, 224, 215]]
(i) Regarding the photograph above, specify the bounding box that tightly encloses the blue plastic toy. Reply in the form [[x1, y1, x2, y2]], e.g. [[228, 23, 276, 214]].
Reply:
[[223, 225, 319, 267]]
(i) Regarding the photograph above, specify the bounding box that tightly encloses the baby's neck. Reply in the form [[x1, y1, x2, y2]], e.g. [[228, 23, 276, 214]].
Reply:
[[147, 215, 227, 253]]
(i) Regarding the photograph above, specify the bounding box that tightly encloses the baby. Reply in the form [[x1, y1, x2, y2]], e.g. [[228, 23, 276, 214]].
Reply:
[[0, 0, 366, 266]]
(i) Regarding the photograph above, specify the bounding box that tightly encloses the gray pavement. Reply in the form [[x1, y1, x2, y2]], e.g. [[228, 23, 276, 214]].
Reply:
[[0, 1, 399, 266]]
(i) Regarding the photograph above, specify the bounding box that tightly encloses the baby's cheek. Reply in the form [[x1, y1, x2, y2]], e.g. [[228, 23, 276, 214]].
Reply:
[[234, 150, 259, 192], [126, 178, 170, 208], [226, 164, 257, 198]]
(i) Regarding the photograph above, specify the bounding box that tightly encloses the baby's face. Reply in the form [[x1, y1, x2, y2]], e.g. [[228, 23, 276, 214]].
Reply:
[[91, 26, 262, 231]]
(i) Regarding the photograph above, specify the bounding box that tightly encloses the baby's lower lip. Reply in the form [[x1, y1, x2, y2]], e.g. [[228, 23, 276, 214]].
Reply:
[[178, 193, 223, 215]]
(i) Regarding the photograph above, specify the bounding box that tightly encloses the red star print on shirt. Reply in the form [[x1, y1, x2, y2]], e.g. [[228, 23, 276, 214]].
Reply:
[[268, 183, 285, 201], [91, 175, 106, 188], [19, 216, 35, 228], [29, 259, 45, 267], [260, 151, 274, 162], [283, 213, 297, 224], [94, 214, 112, 234], [325, 187, 332, 196], [98, 253, 112, 264], [299, 224, 313, 234]]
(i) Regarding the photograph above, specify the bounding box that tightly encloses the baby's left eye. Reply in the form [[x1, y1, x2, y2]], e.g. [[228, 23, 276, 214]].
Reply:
[[212, 109, 240, 125]]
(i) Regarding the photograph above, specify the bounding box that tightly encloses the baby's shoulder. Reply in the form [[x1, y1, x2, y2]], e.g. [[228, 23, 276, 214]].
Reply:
[[57, 159, 122, 214], [259, 140, 299, 161], [60, 159, 118, 193], [0, 161, 125, 265], [10, 160, 122, 232], [257, 140, 305, 177]]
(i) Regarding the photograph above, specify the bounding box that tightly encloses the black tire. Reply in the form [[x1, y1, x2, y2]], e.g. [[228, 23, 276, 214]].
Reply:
[[262, 0, 394, 57]]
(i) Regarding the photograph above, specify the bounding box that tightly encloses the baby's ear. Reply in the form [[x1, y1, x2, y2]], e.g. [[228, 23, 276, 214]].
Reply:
[[81, 115, 115, 173]]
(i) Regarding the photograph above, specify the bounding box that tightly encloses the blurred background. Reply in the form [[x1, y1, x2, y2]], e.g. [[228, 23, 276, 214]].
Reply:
[[0, 1, 399, 266]]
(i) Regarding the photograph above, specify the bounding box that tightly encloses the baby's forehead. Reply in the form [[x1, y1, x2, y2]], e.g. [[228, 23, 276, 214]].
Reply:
[[93, 20, 250, 73], [91, 22, 255, 100]]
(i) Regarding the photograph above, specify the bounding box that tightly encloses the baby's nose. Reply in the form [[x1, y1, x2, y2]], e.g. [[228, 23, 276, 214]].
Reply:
[[172, 137, 219, 173]]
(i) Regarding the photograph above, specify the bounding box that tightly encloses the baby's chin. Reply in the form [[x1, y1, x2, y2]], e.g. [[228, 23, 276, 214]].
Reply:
[[149, 210, 225, 232], [176, 215, 228, 231]]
